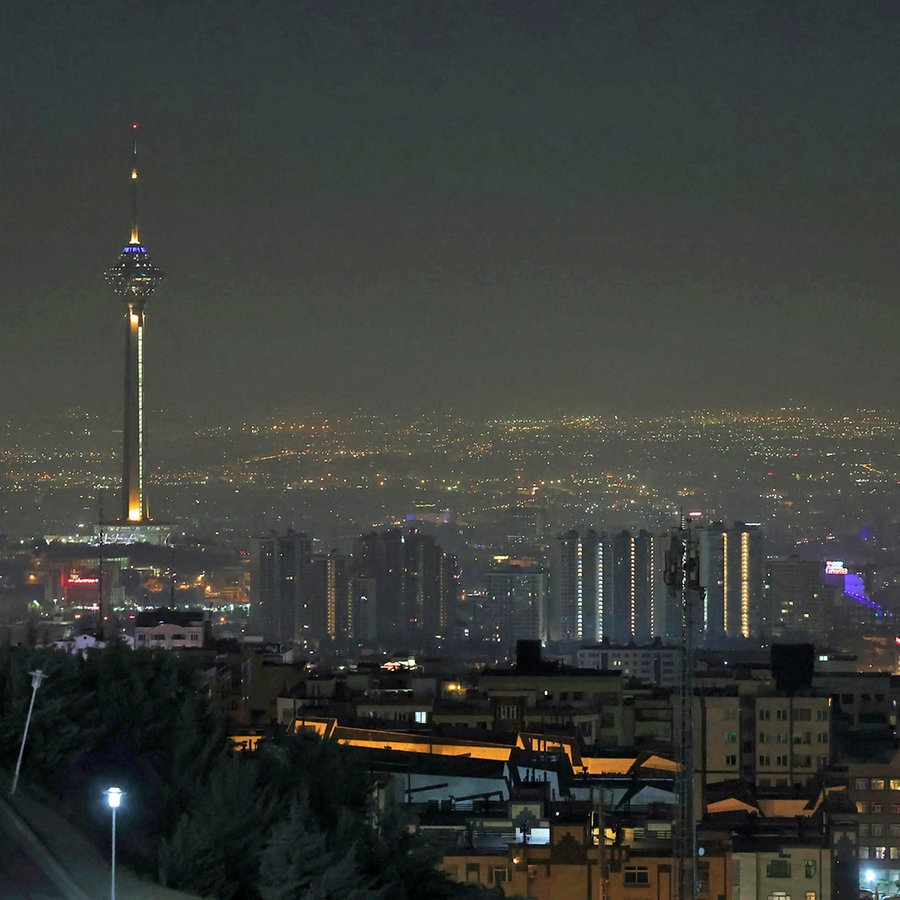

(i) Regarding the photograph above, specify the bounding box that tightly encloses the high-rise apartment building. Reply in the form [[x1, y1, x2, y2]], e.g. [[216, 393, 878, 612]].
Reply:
[[506, 502, 548, 553], [249, 529, 312, 645], [608, 529, 661, 643], [352, 529, 457, 644], [768, 556, 827, 642], [553, 529, 604, 641], [553, 529, 666, 643], [305, 550, 351, 645], [354, 529, 407, 638], [482, 558, 548, 650], [698, 521, 764, 640]]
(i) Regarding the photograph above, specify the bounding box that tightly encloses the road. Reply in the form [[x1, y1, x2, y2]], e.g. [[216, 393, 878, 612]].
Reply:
[[0, 778, 196, 899], [0, 830, 66, 898]]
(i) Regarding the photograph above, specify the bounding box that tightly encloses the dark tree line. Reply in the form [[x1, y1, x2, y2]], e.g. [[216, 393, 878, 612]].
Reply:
[[0, 644, 501, 898]]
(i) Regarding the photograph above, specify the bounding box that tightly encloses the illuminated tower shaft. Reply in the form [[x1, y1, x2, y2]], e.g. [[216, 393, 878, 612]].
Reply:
[[105, 125, 163, 523], [122, 300, 146, 521]]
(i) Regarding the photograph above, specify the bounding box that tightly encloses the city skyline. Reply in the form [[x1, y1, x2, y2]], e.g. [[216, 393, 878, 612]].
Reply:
[[0, 0, 897, 423], [1, 406, 894, 569]]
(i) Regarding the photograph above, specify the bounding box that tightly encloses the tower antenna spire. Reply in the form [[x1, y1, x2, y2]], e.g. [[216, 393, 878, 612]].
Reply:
[[130, 122, 140, 244], [105, 122, 163, 529]]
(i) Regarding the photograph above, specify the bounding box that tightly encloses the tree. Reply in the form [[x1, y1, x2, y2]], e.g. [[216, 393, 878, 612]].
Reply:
[[159, 752, 275, 897]]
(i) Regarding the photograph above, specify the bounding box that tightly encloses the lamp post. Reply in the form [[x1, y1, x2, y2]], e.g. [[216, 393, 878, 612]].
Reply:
[[11, 669, 47, 795], [105, 787, 124, 900], [867, 869, 881, 900]]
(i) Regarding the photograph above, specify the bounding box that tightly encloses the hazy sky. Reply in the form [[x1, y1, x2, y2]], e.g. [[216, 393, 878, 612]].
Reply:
[[1, 0, 897, 422]]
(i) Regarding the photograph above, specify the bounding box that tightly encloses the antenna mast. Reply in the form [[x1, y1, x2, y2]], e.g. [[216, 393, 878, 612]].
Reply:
[[666, 519, 704, 899], [98, 491, 105, 640], [130, 123, 140, 244]]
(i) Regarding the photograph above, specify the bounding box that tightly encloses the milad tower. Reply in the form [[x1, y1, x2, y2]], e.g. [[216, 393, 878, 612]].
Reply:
[[103, 124, 167, 543]]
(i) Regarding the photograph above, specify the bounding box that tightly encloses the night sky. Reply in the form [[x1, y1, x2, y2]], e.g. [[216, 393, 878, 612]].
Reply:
[[1, 0, 897, 422]]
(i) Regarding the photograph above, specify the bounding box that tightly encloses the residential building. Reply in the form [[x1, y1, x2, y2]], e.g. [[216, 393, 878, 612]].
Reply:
[[249, 529, 312, 645], [482, 557, 549, 651], [133, 607, 210, 649]]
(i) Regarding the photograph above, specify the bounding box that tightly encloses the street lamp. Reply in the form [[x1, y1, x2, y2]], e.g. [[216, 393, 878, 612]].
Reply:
[[105, 786, 124, 900], [867, 869, 880, 900], [10, 669, 47, 795]]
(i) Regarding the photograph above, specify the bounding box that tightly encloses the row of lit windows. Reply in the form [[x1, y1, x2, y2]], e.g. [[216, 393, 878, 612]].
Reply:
[[857, 801, 900, 814], [855, 778, 900, 792], [859, 847, 900, 860]]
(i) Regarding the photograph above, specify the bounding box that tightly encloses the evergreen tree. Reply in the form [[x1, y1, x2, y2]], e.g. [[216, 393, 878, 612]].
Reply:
[[159, 752, 276, 897], [0, 647, 501, 899]]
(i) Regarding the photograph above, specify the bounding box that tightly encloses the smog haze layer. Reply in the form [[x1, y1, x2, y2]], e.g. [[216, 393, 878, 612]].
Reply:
[[0, 0, 897, 423]]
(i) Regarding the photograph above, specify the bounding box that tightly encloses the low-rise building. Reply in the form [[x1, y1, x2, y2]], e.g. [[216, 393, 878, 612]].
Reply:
[[133, 607, 210, 649]]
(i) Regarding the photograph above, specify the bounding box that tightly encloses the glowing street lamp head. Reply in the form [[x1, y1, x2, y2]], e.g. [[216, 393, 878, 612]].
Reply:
[[106, 786, 124, 809]]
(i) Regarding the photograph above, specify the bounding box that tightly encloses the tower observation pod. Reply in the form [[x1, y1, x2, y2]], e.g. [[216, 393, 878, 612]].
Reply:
[[104, 124, 163, 525]]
